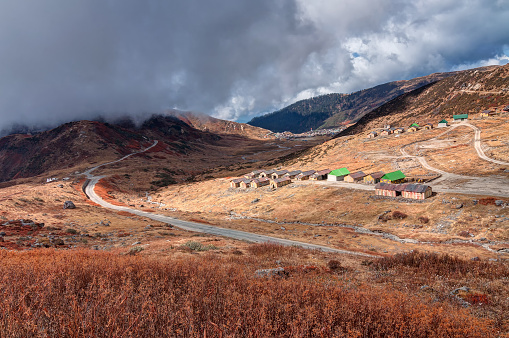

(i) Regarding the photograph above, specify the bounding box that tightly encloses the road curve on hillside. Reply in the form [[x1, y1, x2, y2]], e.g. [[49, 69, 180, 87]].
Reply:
[[83, 141, 374, 257], [462, 122, 509, 166]]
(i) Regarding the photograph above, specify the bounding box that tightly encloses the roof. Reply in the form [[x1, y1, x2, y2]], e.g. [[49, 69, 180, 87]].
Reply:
[[252, 177, 269, 184], [251, 170, 263, 175], [231, 178, 245, 183], [381, 170, 406, 181], [375, 182, 430, 193], [409, 123, 419, 127], [261, 169, 275, 175], [329, 168, 350, 176], [348, 171, 367, 179], [438, 119, 448, 123], [285, 170, 302, 176], [312, 169, 330, 176], [298, 170, 316, 176], [453, 114, 468, 119], [273, 170, 289, 176], [404, 183, 431, 193], [367, 171, 385, 179], [375, 182, 406, 192], [272, 177, 291, 183], [504, 105, 509, 111]]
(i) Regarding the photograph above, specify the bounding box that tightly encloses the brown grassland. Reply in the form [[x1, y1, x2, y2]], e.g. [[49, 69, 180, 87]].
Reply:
[[0, 244, 507, 337]]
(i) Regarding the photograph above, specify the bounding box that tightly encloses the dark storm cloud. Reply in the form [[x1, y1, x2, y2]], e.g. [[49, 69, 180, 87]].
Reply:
[[0, 0, 508, 130]]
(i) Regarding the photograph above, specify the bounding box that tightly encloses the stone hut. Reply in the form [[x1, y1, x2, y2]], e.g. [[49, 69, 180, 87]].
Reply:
[[251, 177, 270, 188], [344, 171, 367, 183], [296, 170, 316, 180], [363, 171, 385, 184], [284, 170, 302, 179], [310, 169, 330, 180], [401, 184, 432, 199], [327, 168, 350, 181], [271, 170, 289, 180], [270, 177, 291, 189]]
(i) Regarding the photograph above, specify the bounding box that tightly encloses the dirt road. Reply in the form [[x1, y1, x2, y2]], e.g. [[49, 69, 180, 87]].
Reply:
[[83, 142, 373, 256]]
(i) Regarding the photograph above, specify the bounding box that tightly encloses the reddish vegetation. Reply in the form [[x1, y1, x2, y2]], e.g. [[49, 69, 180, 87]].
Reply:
[[0, 248, 496, 337], [116, 211, 133, 217], [478, 197, 498, 205], [94, 179, 126, 207]]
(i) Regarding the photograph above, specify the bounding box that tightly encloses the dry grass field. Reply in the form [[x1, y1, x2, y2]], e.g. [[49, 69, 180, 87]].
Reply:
[[0, 245, 507, 336]]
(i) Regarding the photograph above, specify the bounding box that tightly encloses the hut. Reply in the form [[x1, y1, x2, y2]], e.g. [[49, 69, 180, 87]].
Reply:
[[374, 183, 406, 197], [270, 177, 291, 189], [424, 123, 433, 130], [310, 169, 330, 180], [380, 129, 391, 136], [284, 170, 302, 179], [230, 178, 245, 188], [364, 171, 385, 184], [437, 119, 448, 128], [271, 170, 289, 179], [380, 170, 406, 184], [251, 177, 270, 188], [327, 168, 350, 181], [344, 171, 367, 183], [243, 173, 257, 179], [239, 179, 252, 189], [503, 105, 509, 112], [296, 170, 316, 180], [394, 128, 405, 134], [409, 123, 419, 128], [453, 114, 468, 122], [259, 169, 275, 178], [367, 131, 378, 138], [401, 184, 432, 200]]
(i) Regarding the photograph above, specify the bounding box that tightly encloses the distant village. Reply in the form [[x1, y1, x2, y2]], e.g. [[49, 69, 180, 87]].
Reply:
[[268, 127, 344, 140]]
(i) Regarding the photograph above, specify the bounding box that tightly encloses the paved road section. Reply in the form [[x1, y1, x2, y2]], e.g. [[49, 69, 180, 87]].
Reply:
[[83, 141, 374, 257]]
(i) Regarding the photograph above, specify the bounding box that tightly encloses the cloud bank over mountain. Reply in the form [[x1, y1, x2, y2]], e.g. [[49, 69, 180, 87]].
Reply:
[[0, 0, 508, 130]]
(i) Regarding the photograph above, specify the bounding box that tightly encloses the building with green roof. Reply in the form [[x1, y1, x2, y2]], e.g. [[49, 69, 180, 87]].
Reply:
[[327, 168, 350, 181], [438, 119, 448, 128], [409, 123, 419, 128], [380, 170, 406, 184], [453, 114, 468, 121]]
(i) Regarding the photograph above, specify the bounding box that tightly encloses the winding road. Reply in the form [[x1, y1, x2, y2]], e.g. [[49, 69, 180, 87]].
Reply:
[[83, 141, 373, 256]]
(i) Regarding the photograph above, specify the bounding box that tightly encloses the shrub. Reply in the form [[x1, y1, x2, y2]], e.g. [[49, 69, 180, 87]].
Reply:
[[180, 241, 217, 252], [327, 260, 342, 270], [392, 210, 408, 219], [65, 228, 78, 235], [418, 216, 429, 224], [128, 246, 144, 255]]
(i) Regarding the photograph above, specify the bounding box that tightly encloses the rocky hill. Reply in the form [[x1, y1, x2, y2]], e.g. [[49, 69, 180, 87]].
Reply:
[[0, 115, 220, 183], [167, 111, 273, 140], [247, 72, 455, 133], [337, 64, 509, 137]]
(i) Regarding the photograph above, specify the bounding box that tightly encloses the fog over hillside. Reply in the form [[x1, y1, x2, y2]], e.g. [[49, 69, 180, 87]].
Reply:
[[0, 0, 508, 131]]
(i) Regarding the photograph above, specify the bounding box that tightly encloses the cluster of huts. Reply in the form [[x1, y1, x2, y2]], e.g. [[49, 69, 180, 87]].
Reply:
[[230, 167, 432, 200], [230, 168, 332, 189], [367, 123, 436, 139]]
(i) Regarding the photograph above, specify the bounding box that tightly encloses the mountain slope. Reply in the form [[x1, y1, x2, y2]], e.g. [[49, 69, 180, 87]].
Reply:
[[247, 72, 455, 133], [337, 64, 508, 137], [0, 115, 220, 183], [167, 111, 273, 140]]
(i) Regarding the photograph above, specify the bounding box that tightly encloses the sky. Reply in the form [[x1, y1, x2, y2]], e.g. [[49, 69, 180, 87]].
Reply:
[[0, 0, 508, 131]]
